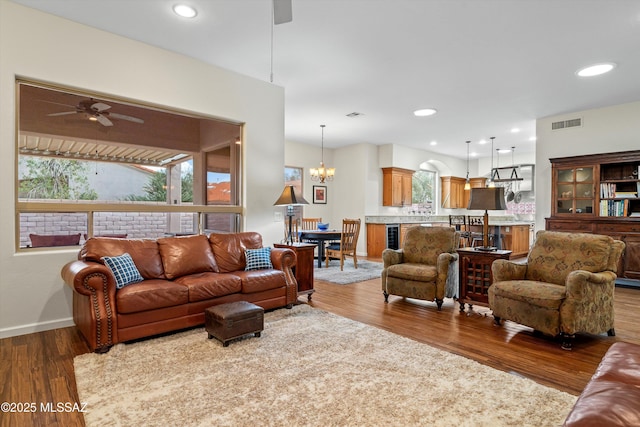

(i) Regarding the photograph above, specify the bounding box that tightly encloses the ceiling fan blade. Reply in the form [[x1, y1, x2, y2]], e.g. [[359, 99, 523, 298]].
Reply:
[[273, 0, 292, 24], [91, 102, 111, 112], [109, 112, 144, 124], [48, 111, 78, 117], [95, 114, 113, 127], [39, 99, 78, 109]]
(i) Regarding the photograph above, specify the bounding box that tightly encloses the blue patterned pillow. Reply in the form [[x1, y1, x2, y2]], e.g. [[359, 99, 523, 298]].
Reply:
[[102, 253, 144, 289], [245, 247, 273, 271]]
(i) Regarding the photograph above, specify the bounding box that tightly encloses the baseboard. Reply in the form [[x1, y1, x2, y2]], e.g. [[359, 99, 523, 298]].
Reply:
[[615, 278, 640, 289], [0, 317, 75, 339]]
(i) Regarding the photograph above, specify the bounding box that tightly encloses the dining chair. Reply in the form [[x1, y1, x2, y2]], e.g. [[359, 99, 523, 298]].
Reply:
[[448, 215, 470, 247], [283, 218, 299, 243], [300, 217, 322, 246], [468, 215, 503, 249], [301, 218, 322, 230], [467, 215, 485, 248], [325, 218, 361, 270]]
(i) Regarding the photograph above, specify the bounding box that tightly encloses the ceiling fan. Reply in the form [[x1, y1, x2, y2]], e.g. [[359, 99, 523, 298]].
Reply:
[[46, 98, 144, 127]]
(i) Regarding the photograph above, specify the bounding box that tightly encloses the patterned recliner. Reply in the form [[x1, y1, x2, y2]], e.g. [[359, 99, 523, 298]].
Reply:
[[382, 226, 459, 310], [489, 230, 625, 350]]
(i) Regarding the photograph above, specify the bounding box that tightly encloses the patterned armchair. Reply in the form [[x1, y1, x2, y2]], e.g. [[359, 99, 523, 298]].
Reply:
[[382, 226, 459, 310], [489, 230, 625, 350]]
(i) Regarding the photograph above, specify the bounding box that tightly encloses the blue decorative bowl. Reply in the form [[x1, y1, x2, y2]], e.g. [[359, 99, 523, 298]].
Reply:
[[317, 223, 329, 230]]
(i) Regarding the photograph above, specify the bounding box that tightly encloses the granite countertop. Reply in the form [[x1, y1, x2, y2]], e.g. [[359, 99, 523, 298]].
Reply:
[[365, 215, 534, 226]]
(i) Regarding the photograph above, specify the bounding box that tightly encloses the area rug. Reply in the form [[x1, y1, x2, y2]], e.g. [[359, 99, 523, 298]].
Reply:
[[74, 305, 576, 427], [314, 259, 382, 284]]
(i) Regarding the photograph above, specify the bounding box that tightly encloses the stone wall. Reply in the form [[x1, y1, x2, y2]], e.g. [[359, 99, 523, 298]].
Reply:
[[20, 211, 195, 248]]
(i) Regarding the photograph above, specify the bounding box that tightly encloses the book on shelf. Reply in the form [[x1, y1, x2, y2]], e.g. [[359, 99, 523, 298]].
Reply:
[[599, 199, 629, 217], [630, 212, 640, 218], [614, 191, 638, 198]]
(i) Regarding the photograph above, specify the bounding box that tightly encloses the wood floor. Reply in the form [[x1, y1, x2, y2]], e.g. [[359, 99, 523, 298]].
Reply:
[[2, 271, 640, 427]]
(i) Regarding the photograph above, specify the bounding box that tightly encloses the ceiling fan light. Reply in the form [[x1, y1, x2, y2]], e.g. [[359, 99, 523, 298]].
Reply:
[[173, 4, 197, 18]]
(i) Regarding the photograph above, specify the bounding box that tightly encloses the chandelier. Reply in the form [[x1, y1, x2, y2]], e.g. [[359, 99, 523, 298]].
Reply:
[[310, 124, 335, 183]]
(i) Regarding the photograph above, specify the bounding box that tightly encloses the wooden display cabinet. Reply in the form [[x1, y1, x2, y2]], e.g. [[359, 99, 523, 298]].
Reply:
[[382, 167, 414, 207], [546, 150, 640, 286]]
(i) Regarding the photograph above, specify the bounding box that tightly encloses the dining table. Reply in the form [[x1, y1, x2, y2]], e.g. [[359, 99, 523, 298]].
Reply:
[[299, 229, 342, 268]]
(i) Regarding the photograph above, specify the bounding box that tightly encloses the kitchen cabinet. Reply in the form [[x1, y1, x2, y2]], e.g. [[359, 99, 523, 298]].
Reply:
[[366, 223, 400, 258], [546, 150, 640, 286], [441, 176, 486, 209], [441, 176, 466, 209], [382, 167, 414, 207], [499, 224, 530, 258]]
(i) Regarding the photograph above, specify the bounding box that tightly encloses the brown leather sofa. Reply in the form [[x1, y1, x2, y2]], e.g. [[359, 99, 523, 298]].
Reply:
[[563, 341, 640, 426], [61, 232, 297, 352]]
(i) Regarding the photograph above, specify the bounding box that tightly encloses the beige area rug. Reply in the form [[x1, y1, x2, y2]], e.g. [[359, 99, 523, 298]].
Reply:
[[74, 305, 576, 427]]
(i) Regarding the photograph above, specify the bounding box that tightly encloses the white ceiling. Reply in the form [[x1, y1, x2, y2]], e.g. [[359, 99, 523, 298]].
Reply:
[[11, 0, 640, 159]]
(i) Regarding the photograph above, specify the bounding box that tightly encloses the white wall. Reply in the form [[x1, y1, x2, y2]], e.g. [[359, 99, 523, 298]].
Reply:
[[535, 100, 640, 232], [0, 1, 285, 337]]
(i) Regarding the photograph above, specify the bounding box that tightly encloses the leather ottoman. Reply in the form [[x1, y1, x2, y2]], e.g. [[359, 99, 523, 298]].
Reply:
[[205, 301, 264, 347]]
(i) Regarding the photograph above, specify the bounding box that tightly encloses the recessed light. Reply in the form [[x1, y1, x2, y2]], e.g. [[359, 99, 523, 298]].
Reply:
[[173, 4, 197, 18], [511, 128, 520, 133], [576, 63, 616, 77], [414, 108, 437, 117], [478, 139, 487, 145], [529, 136, 537, 141], [430, 141, 437, 146]]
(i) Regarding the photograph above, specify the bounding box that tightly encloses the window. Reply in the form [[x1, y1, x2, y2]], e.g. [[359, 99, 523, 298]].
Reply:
[[284, 166, 304, 221], [411, 170, 435, 214], [17, 81, 243, 248]]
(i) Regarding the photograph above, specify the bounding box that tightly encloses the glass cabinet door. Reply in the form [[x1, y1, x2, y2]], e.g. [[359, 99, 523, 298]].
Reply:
[[555, 167, 594, 215]]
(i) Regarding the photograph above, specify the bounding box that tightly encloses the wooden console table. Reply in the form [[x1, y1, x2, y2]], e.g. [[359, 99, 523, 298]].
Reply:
[[274, 243, 316, 301], [457, 248, 511, 312]]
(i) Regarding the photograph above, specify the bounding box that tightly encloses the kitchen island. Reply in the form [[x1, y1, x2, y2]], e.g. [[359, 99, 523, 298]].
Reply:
[[365, 216, 533, 258]]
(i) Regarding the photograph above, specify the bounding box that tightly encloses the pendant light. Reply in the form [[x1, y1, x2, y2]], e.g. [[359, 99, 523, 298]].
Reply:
[[488, 136, 496, 188], [309, 125, 335, 183], [464, 141, 471, 190]]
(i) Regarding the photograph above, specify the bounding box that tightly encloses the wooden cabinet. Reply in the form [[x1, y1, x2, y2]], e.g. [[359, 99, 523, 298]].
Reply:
[[500, 224, 531, 258], [546, 150, 640, 286], [274, 243, 316, 300], [457, 248, 511, 312], [366, 223, 400, 258], [441, 176, 486, 209], [441, 176, 466, 209], [382, 167, 414, 207], [367, 224, 387, 258]]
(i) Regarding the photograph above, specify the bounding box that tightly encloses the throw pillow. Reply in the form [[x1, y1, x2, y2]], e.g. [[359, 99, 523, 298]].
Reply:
[[102, 253, 144, 289], [245, 247, 273, 271]]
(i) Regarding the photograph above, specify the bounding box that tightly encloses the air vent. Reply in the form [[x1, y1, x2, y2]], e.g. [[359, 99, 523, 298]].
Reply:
[[346, 112, 364, 118], [551, 118, 582, 130]]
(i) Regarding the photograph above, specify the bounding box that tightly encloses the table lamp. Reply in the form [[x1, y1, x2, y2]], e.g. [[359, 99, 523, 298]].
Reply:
[[273, 185, 309, 245], [467, 187, 506, 251]]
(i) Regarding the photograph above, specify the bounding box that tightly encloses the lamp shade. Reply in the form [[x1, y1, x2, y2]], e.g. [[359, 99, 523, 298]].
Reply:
[[467, 187, 507, 211], [273, 185, 309, 206]]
